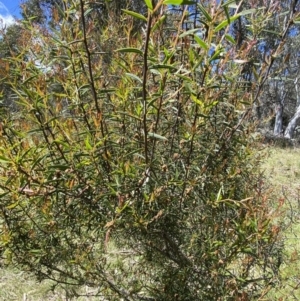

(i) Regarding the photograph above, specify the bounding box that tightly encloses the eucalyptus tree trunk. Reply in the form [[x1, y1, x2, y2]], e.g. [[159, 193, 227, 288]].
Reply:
[[274, 102, 284, 136], [284, 105, 300, 138], [273, 86, 287, 136], [284, 77, 300, 139]]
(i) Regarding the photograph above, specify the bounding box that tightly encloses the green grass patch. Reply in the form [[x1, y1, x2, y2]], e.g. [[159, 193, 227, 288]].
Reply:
[[263, 147, 300, 300]]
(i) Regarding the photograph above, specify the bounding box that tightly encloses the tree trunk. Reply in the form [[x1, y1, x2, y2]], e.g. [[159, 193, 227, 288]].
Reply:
[[284, 105, 300, 139], [284, 76, 300, 139], [273, 84, 287, 136], [273, 103, 284, 135]]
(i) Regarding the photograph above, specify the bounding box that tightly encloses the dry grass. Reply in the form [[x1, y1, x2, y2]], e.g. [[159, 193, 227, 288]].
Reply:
[[263, 147, 300, 300], [0, 267, 58, 301], [0, 267, 103, 300]]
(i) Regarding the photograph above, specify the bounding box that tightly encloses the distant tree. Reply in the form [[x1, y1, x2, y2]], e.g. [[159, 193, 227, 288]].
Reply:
[[0, 23, 27, 110], [21, 0, 64, 24], [21, 0, 147, 30], [249, 0, 300, 137]]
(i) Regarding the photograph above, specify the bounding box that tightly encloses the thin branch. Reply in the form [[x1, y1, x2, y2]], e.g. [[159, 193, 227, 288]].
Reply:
[[79, 0, 100, 114], [79, 0, 111, 173], [142, 11, 153, 164]]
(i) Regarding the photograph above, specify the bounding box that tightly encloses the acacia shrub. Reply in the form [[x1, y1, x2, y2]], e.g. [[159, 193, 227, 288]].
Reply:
[[0, 0, 283, 300]]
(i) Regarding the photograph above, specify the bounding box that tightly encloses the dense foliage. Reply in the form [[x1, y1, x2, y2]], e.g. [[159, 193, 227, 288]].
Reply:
[[0, 0, 292, 300]]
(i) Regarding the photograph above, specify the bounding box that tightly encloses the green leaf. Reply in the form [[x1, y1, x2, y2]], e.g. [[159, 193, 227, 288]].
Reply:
[[0, 155, 10, 163], [252, 67, 259, 81], [238, 9, 256, 16], [214, 9, 255, 32], [175, 73, 193, 81], [242, 247, 254, 254], [184, 82, 196, 95], [223, 4, 231, 24], [98, 88, 116, 93], [179, 28, 201, 38], [162, 48, 176, 64], [78, 84, 90, 91], [0, 191, 9, 199], [239, 101, 251, 105], [214, 15, 240, 32], [261, 29, 281, 35], [22, 75, 38, 85], [125, 73, 143, 83], [209, 48, 224, 62], [6, 201, 19, 209], [85, 136, 93, 150], [116, 48, 143, 55], [150, 64, 177, 71], [53, 139, 69, 148], [54, 0, 65, 18], [197, 3, 212, 22], [163, 0, 196, 5], [27, 128, 44, 134], [48, 164, 70, 171], [144, 0, 153, 10], [122, 9, 147, 21], [216, 187, 223, 202], [194, 35, 209, 50], [149, 68, 161, 76], [225, 34, 236, 44], [191, 95, 203, 106], [151, 15, 166, 32], [29, 249, 43, 254], [147, 97, 159, 108], [31, 153, 47, 172], [221, 0, 237, 7], [84, 8, 93, 17], [148, 132, 168, 141]]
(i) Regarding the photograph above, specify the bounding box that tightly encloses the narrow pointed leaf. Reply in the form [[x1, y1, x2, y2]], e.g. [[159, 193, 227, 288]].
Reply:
[[197, 3, 212, 22], [150, 64, 177, 71], [225, 34, 236, 44], [84, 8, 93, 17], [214, 15, 240, 32], [179, 28, 201, 38], [85, 136, 93, 150], [144, 0, 153, 10], [221, 0, 237, 7], [152, 15, 166, 32], [223, 4, 230, 23], [194, 35, 209, 50], [126, 73, 143, 83], [148, 132, 168, 141], [116, 48, 143, 55], [164, 0, 195, 5], [238, 9, 256, 16], [6, 201, 19, 209], [122, 9, 147, 21], [0, 155, 10, 163]]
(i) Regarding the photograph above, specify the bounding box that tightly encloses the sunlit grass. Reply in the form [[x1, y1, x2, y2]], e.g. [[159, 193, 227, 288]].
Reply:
[[263, 147, 300, 300], [0, 267, 57, 301], [0, 267, 103, 300]]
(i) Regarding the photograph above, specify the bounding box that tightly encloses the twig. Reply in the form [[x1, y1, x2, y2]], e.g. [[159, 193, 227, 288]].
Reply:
[[142, 11, 153, 164]]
